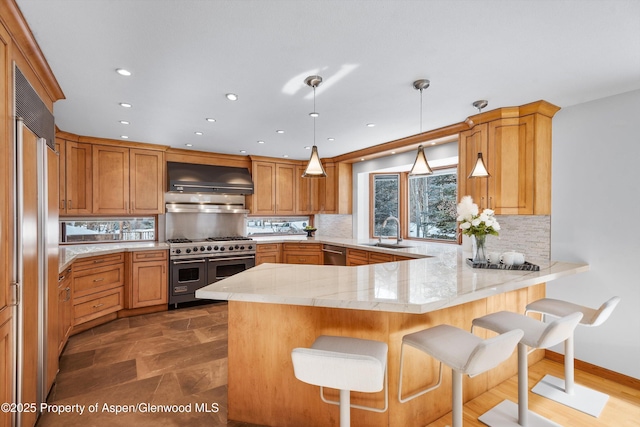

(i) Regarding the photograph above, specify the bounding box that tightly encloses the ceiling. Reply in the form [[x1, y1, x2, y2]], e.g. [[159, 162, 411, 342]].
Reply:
[[15, 0, 640, 161]]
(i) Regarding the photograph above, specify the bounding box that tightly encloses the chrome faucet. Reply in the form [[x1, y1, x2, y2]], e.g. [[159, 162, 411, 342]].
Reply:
[[381, 216, 402, 242]]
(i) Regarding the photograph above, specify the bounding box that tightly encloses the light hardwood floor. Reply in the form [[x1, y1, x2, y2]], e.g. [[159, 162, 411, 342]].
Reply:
[[36, 302, 640, 427]]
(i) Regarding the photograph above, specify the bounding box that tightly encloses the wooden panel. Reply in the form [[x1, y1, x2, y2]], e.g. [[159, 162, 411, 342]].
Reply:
[[132, 250, 167, 262], [0, 316, 12, 427], [346, 248, 369, 264], [130, 260, 167, 308], [275, 163, 296, 214], [256, 243, 280, 253], [282, 243, 322, 252], [283, 253, 322, 265], [55, 138, 65, 211], [57, 269, 72, 355], [73, 253, 124, 271], [73, 287, 124, 325], [130, 148, 164, 214], [368, 252, 394, 264], [322, 163, 337, 213], [295, 165, 312, 214], [252, 161, 276, 214], [45, 146, 59, 393], [458, 123, 488, 207], [393, 255, 414, 261], [92, 144, 130, 214], [532, 113, 553, 215], [64, 140, 92, 214], [73, 263, 125, 298], [256, 243, 281, 265]]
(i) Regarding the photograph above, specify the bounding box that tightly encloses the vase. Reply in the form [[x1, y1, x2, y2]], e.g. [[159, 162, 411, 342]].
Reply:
[[472, 234, 488, 263]]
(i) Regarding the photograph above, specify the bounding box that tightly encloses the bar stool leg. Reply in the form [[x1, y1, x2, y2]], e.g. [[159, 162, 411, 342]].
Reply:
[[452, 370, 462, 427], [518, 342, 528, 426], [340, 389, 350, 427], [564, 335, 574, 395]]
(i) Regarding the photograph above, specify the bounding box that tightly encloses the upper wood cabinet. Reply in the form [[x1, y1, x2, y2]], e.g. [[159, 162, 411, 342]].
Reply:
[[458, 101, 559, 215], [57, 138, 93, 215], [93, 145, 130, 214], [315, 162, 352, 214], [250, 159, 298, 215], [130, 149, 164, 214]]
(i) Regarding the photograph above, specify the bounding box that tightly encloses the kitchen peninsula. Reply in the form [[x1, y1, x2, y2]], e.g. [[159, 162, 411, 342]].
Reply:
[[196, 239, 588, 426]]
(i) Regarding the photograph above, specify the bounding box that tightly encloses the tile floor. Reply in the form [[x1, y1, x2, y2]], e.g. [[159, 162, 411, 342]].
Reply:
[[36, 302, 265, 427]]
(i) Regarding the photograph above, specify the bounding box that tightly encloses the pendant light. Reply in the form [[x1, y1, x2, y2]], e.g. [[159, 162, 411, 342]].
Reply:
[[468, 100, 491, 178], [302, 75, 327, 178], [409, 79, 433, 176]]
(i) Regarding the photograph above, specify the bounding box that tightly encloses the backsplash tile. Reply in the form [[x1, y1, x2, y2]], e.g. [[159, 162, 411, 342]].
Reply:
[[314, 214, 353, 238], [483, 215, 551, 263]]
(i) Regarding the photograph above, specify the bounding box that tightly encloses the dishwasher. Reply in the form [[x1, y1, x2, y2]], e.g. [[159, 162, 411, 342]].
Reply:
[[322, 244, 346, 266]]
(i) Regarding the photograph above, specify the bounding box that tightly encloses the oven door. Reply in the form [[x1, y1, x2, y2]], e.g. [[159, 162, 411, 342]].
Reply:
[[207, 255, 256, 284], [170, 258, 207, 305]]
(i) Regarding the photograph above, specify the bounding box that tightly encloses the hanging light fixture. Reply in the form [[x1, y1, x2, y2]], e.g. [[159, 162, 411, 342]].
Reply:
[[302, 75, 327, 178], [468, 100, 491, 178], [409, 79, 433, 176]]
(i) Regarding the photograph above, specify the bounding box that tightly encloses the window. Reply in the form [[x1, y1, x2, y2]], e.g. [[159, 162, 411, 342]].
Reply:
[[408, 169, 457, 241], [60, 218, 155, 243], [370, 168, 457, 242], [371, 174, 400, 237], [247, 217, 310, 236]]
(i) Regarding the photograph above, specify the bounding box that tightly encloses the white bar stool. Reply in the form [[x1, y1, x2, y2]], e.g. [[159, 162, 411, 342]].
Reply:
[[525, 296, 620, 416], [472, 311, 583, 427], [291, 335, 388, 427], [398, 324, 523, 427]]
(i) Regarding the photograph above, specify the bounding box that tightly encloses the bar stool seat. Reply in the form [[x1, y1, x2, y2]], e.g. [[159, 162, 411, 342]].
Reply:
[[291, 335, 388, 427], [398, 324, 523, 427], [472, 310, 583, 427], [525, 296, 620, 416]]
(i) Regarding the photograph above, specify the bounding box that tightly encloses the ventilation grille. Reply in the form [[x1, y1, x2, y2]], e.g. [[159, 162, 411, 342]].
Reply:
[[15, 66, 55, 150]]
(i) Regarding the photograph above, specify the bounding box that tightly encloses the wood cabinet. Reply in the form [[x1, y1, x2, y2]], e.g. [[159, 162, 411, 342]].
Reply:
[[57, 266, 73, 355], [128, 250, 168, 308], [296, 165, 313, 214], [256, 243, 282, 265], [57, 138, 93, 214], [315, 162, 352, 214], [250, 159, 298, 215], [282, 243, 322, 265], [130, 149, 164, 214], [347, 248, 413, 265], [346, 248, 370, 266], [72, 253, 125, 325], [458, 101, 559, 215]]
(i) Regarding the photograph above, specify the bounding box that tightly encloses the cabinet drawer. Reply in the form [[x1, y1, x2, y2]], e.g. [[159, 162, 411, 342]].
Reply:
[[347, 248, 369, 261], [369, 252, 394, 264], [282, 243, 321, 252], [73, 263, 124, 298], [394, 255, 414, 262], [347, 258, 369, 266], [74, 287, 124, 324], [73, 253, 124, 271], [283, 253, 322, 265], [257, 243, 280, 253], [132, 250, 167, 262]]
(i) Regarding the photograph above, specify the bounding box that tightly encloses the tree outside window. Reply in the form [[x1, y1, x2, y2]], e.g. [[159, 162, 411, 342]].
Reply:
[[372, 174, 400, 237], [408, 170, 457, 241]]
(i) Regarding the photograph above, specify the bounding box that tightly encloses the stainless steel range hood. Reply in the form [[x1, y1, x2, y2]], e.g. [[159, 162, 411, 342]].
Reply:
[[167, 161, 254, 194]]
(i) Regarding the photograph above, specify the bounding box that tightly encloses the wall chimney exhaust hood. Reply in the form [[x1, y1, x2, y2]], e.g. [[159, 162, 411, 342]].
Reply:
[[167, 162, 254, 194]]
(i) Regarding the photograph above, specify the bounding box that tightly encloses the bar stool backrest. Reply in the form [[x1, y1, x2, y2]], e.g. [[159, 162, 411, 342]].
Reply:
[[465, 329, 524, 376], [537, 312, 583, 348], [588, 296, 621, 327]]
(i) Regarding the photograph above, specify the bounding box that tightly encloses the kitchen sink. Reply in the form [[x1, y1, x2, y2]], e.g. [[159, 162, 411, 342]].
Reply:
[[363, 242, 410, 249]]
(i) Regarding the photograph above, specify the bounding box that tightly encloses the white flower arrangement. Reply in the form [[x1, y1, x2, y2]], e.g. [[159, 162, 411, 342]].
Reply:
[[456, 195, 500, 237]]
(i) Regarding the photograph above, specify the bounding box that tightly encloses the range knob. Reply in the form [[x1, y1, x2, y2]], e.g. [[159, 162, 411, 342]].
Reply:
[[200, 246, 206, 252], [220, 247, 225, 251], [207, 246, 212, 251], [193, 246, 198, 252], [248, 245, 253, 250], [235, 245, 240, 249], [229, 246, 234, 251], [214, 245, 219, 250], [240, 245, 245, 250], [175, 249, 182, 254], [185, 248, 191, 254]]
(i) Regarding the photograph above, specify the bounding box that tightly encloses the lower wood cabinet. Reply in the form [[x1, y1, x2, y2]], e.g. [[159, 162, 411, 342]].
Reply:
[[346, 248, 370, 266], [128, 250, 168, 308], [256, 243, 282, 265], [282, 243, 322, 265], [347, 248, 414, 265], [57, 266, 73, 355], [72, 253, 125, 325]]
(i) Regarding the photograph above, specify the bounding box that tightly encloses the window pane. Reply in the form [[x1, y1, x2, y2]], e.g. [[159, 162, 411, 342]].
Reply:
[[60, 218, 155, 243], [408, 171, 457, 241], [373, 174, 400, 237], [246, 217, 310, 236]]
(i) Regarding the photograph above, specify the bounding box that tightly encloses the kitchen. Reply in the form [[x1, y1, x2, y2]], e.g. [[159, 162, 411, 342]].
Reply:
[[2, 1, 640, 426]]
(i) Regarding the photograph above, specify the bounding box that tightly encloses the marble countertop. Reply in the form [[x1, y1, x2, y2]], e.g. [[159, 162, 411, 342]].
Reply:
[[59, 242, 169, 272], [197, 237, 589, 314]]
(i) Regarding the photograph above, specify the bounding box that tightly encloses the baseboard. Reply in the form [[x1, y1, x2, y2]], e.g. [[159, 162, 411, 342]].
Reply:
[[118, 304, 167, 318], [545, 350, 640, 391]]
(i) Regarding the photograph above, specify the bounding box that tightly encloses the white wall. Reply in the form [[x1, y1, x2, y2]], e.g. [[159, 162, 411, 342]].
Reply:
[[551, 89, 640, 379]]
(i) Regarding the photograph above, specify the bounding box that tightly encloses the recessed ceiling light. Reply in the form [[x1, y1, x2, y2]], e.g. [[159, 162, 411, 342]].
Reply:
[[304, 146, 311, 150], [276, 130, 284, 134], [360, 158, 365, 161], [116, 68, 131, 76], [121, 135, 129, 139], [226, 93, 238, 101], [309, 112, 319, 118], [327, 137, 335, 141], [257, 140, 265, 144], [185, 143, 193, 147], [119, 102, 132, 108], [119, 120, 130, 125], [366, 123, 375, 127], [391, 151, 396, 154], [194, 131, 203, 136], [205, 118, 216, 122], [283, 154, 289, 158], [431, 142, 436, 145], [239, 150, 247, 153]]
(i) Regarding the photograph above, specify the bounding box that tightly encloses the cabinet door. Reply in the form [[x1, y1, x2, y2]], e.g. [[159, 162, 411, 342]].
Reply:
[[93, 145, 130, 214], [130, 260, 167, 308], [320, 163, 337, 213], [487, 116, 535, 215], [296, 165, 312, 214], [64, 141, 93, 214], [252, 161, 276, 214], [458, 123, 489, 209], [275, 163, 296, 214], [130, 149, 164, 214], [55, 138, 66, 212]]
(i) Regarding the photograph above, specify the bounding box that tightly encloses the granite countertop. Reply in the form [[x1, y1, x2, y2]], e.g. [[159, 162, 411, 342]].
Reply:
[[197, 237, 589, 314], [59, 242, 169, 273]]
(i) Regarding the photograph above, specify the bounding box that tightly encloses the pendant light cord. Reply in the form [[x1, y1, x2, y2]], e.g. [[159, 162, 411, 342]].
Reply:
[[419, 88, 423, 133], [313, 85, 317, 146]]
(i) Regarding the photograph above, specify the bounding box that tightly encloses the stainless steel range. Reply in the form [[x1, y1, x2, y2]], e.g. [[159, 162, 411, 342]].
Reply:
[[168, 236, 256, 307]]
